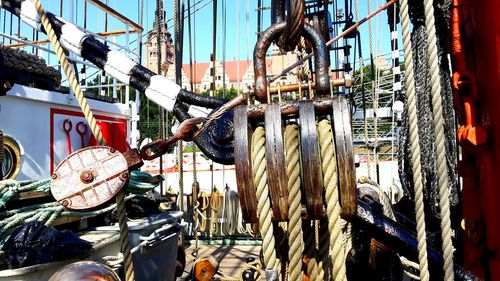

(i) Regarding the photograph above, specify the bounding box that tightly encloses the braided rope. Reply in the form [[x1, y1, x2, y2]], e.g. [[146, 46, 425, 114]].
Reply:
[[210, 190, 221, 235], [399, 0, 430, 279], [303, 221, 320, 280], [251, 126, 277, 270], [299, 36, 310, 82], [422, 0, 454, 279], [367, 0, 374, 56], [318, 119, 347, 281], [32, 1, 133, 279], [284, 124, 304, 280]]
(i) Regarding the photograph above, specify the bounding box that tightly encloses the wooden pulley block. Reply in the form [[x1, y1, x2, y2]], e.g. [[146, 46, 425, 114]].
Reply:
[[298, 101, 324, 218], [233, 105, 259, 223], [192, 256, 219, 281], [331, 96, 357, 218], [264, 103, 289, 221]]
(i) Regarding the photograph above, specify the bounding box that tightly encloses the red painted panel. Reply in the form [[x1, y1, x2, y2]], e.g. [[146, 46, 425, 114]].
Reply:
[[466, 0, 500, 278], [50, 108, 127, 174]]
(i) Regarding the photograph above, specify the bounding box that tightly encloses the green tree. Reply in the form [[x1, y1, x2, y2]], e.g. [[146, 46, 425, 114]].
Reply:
[[200, 87, 238, 100]]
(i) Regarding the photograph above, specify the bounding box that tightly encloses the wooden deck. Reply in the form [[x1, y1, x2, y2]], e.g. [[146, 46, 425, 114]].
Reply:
[[180, 243, 261, 280]]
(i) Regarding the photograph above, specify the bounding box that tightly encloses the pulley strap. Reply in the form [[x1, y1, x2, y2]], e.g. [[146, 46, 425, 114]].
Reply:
[[234, 105, 259, 223], [332, 96, 357, 217], [265, 104, 289, 221]]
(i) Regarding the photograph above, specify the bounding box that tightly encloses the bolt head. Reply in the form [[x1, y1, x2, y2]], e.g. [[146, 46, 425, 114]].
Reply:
[[61, 199, 70, 207], [80, 170, 94, 183]]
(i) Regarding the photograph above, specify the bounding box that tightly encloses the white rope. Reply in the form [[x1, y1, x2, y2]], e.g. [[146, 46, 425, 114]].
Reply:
[[252, 126, 277, 270], [399, 0, 430, 279], [222, 187, 239, 235], [422, 0, 455, 279], [318, 119, 347, 281], [284, 124, 304, 281]]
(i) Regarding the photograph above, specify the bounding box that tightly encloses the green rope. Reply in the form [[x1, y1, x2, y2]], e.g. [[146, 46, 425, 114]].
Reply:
[[0, 171, 159, 247], [0, 172, 158, 208]]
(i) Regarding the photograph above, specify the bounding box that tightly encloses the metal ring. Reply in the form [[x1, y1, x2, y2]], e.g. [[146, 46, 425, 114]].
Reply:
[[63, 119, 73, 133], [76, 121, 88, 135], [1, 136, 22, 179]]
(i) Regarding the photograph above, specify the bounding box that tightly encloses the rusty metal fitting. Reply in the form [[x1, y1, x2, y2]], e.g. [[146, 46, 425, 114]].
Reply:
[[80, 169, 95, 183], [267, 78, 353, 95], [457, 97, 487, 146], [254, 22, 331, 102]]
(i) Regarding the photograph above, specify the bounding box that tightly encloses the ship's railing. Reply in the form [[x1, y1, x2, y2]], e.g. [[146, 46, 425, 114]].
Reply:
[[0, 0, 143, 105]]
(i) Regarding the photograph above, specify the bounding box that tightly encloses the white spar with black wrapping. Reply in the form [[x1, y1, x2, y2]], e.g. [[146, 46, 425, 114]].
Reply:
[[0, 0, 227, 116], [1, 0, 237, 164]]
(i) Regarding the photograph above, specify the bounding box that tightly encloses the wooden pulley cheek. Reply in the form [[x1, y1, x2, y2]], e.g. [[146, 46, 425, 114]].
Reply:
[[332, 96, 357, 218], [50, 146, 129, 211], [264, 103, 289, 221], [298, 101, 324, 218], [233, 105, 259, 223]]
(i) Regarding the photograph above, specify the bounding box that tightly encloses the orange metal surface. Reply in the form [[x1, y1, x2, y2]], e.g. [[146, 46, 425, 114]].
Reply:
[[459, 0, 500, 278]]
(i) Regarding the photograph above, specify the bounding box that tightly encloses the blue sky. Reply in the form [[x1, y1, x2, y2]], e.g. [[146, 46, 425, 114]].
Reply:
[[2, 0, 395, 68]]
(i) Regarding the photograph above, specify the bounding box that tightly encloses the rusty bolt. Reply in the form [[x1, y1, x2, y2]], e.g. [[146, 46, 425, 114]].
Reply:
[[80, 170, 94, 183], [109, 147, 116, 154], [51, 173, 58, 179], [119, 172, 129, 181], [61, 199, 70, 207]]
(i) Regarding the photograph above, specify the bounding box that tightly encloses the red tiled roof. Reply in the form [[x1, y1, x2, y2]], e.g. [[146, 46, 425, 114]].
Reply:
[[182, 62, 210, 84], [181, 59, 273, 83], [221, 60, 252, 82]]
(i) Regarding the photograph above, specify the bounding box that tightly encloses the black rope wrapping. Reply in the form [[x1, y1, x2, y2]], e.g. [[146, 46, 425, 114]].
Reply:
[[398, 0, 459, 219]]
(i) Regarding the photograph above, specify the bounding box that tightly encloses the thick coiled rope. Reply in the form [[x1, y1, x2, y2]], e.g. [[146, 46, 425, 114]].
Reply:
[[299, 36, 311, 83], [198, 192, 209, 233], [210, 190, 221, 236], [422, 0, 454, 279], [318, 119, 347, 281], [399, 0, 430, 279], [284, 124, 304, 280], [32, 1, 133, 279], [251, 126, 277, 271]]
